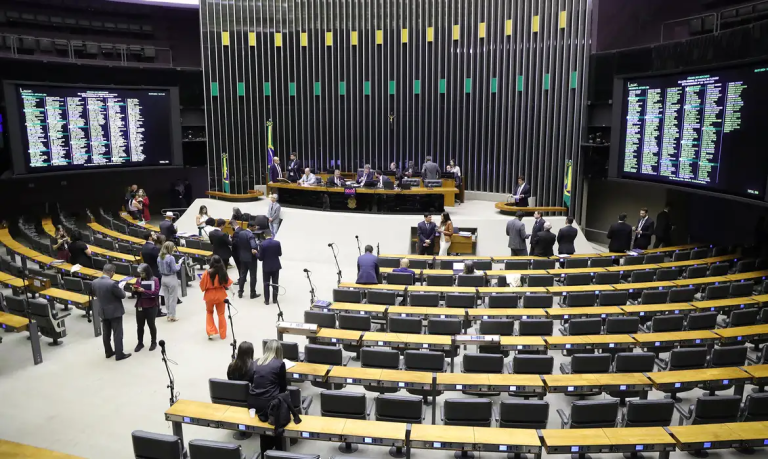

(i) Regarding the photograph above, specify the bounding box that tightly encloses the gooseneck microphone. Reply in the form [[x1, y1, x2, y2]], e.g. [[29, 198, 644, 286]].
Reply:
[[303, 268, 310, 273], [328, 243, 333, 247], [158, 339, 166, 355]]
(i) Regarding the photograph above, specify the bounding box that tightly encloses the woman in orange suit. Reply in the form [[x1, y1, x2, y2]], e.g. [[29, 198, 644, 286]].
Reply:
[[200, 255, 233, 339]]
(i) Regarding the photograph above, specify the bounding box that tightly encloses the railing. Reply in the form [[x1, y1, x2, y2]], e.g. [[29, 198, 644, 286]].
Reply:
[[661, 0, 768, 43]]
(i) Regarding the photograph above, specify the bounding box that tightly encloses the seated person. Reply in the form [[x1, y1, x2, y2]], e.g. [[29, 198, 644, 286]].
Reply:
[[326, 169, 346, 187], [201, 217, 217, 241], [393, 258, 416, 276], [298, 167, 317, 186], [357, 164, 374, 184], [389, 162, 402, 181], [463, 260, 476, 275], [375, 170, 393, 188]]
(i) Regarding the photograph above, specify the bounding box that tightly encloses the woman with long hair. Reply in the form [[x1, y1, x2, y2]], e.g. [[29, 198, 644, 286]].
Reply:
[[158, 241, 184, 322], [132, 263, 160, 352], [248, 339, 288, 454], [138, 189, 151, 223], [200, 255, 233, 339], [68, 229, 93, 268], [53, 225, 70, 262], [438, 212, 454, 256], [227, 341, 254, 381], [196, 205, 209, 236]]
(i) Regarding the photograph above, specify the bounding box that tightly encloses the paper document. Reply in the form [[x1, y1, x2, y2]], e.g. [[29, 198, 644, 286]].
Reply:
[[71, 264, 82, 273], [283, 359, 296, 370]]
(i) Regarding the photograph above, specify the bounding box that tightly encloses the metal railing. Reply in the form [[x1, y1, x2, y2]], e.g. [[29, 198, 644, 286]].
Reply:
[[661, 0, 768, 43]]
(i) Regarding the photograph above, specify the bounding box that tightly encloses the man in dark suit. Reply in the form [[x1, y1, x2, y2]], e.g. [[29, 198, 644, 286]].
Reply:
[[140, 232, 167, 317], [533, 223, 556, 257], [633, 207, 655, 250], [287, 152, 302, 182], [326, 169, 346, 187], [529, 211, 546, 254], [159, 212, 177, 242], [236, 220, 261, 299], [512, 175, 532, 207], [230, 219, 243, 281], [258, 232, 282, 305], [375, 170, 393, 188], [556, 216, 578, 255], [93, 264, 130, 360], [417, 214, 437, 255], [607, 213, 633, 253], [209, 219, 233, 266], [357, 164, 374, 184], [269, 157, 284, 183], [389, 162, 402, 181], [404, 161, 416, 178], [653, 204, 673, 248], [421, 156, 441, 180], [355, 245, 380, 284]]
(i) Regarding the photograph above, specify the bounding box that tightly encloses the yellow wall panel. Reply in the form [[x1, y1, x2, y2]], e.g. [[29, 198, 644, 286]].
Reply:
[[453, 24, 460, 40], [326, 31, 333, 46], [376, 30, 383, 44], [532, 15, 539, 32], [479, 22, 486, 38], [505, 19, 513, 36], [427, 27, 434, 42], [275, 32, 282, 47], [248, 32, 255, 46], [560, 11, 567, 29], [402, 28, 408, 43], [300, 32, 308, 46], [221, 31, 230, 46], [351, 31, 358, 45]]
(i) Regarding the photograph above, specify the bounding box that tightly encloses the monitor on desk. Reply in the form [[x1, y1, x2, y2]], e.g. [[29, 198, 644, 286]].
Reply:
[[363, 180, 377, 188], [424, 179, 442, 188], [402, 178, 420, 187]]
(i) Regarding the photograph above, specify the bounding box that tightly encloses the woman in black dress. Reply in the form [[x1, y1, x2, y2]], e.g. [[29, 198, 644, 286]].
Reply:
[[248, 339, 287, 454]]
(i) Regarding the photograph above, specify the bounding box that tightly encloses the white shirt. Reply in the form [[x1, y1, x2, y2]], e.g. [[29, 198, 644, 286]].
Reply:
[[451, 166, 462, 177], [516, 182, 526, 196], [275, 163, 282, 179], [638, 217, 647, 232]]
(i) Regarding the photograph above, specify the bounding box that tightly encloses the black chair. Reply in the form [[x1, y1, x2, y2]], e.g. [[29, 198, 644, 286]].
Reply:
[[696, 284, 730, 301], [445, 293, 475, 308], [5, 295, 28, 317], [707, 263, 730, 277], [131, 430, 184, 459], [527, 275, 554, 287], [188, 440, 252, 459], [367, 290, 398, 305], [261, 340, 302, 362], [388, 316, 422, 334], [441, 398, 493, 427], [519, 319, 553, 336], [404, 350, 446, 402], [409, 292, 439, 306], [508, 354, 554, 376], [338, 313, 375, 358], [623, 399, 675, 427], [387, 272, 414, 286], [478, 319, 514, 355], [209, 378, 249, 408], [531, 259, 556, 270], [704, 346, 748, 394], [561, 353, 612, 376], [409, 259, 429, 270], [690, 248, 709, 260], [676, 395, 742, 425], [598, 291, 629, 306], [470, 260, 492, 270], [557, 399, 619, 428], [643, 314, 684, 333], [427, 318, 461, 358], [719, 308, 759, 328], [487, 294, 518, 308], [498, 400, 549, 429], [736, 259, 756, 273], [320, 390, 370, 420], [589, 257, 614, 268], [92, 257, 108, 270], [628, 270, 656, 283], [333, 288, 363, 303], [668, 287, 696, 303], [564, 258, 589, 269], [741, 392, 768, 422], [504, 260, 530, 270], [655, 268, 680, 281], [637, 289, 669, 304], [729, 281, 755, 298], [379, 258, 401, 268], [623, 256, 644, 267], [685, 312, 718, 331], [304, 310, 336, 328], [672, 251, 691, 262], [522, 294, 552, 308], [28, 298, 70, 345], [462, 353, 504, 373], [265, 452, 317, 459], [374, 394, 424, 424], [457, 274, 485, 287], [426, 274, 453, 287], [563, 273, 592, 286], [361, 348, 400, 394], [563, 318, 602, 336], [304, 345, 348, 389], [605, 317, 640, 334], [657, 348, 709, 400], [685, 265, 708, 279], [561, 292, 596, 307], [643, 254, 666, 264], [609, 352, 657, 403], [594, 271, 621, 285], [113, 261, 131, 276]]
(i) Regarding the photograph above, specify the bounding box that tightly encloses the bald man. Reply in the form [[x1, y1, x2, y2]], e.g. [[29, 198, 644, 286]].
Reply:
[[532, 222, 556, 258]]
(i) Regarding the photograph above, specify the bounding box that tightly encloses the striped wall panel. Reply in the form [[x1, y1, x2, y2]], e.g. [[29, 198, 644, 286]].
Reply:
[[201, 0, 592, 211]]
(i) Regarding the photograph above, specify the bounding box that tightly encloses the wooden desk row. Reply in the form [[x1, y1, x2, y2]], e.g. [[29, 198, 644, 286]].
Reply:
[[88, 222, 212, 259], [41, 218, 139, 264], [0, 307, 44, 366], [0, 439, 84, 459], [164, 399, 768, 458]]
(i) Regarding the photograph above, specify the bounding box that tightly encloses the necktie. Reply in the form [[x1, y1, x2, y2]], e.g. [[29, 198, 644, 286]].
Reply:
[[277, 165, 282, 178], [336, 178, 340, 186]]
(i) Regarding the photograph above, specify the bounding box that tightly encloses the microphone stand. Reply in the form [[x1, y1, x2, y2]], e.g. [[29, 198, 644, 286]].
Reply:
[[329, 244, 342, 285], [377, 243, 380, 256], [160, 344, 177, 407], [305, 270, 317, 306], [355, 236, 361, 256], [225, 299, 237, 361], [271, 283, 285, 323]]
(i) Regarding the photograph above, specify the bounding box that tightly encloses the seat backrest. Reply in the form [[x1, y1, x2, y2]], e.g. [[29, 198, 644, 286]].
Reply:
[[426, 274, 454, 287], [367, 290, 397, 305], [564, 258, 589, 269], [320, 390, 366, 417], [338, 313, 372, 331], [388, 316, 422, 334], [736, 259, 756, 273], [463, 353, 504, 373], [264, 452, 320, 459], [703, 284, 730, 300], [625, 399, 675, 427], [304, 310, 336, 328], [387, 272, 415, 286], [727, 308, 759, 327], [427, 318, 462, 335], [672, 251, 691, 262], [527, 275, 554, 287], [518, 319, 553, 336], [655, 268, 680, 281], [707, 263, 730, 277], [188, 440, 242, 459], [643, 254, 666, 264], [565, 292, 596, 307], [614, 352, 656, 372], [445, 293, 475, 308], [743, 392, 768, 422], [28, 298, 54, 321], [409, 292, 439, 306], [113, 261, 131, 275], [62, 276, 85, 292], [361, 348, 400, 369], [332, 288, 363, 303], [690, 248, 709, 260], [594, 271, 621, 285], [589, 257, 614, 268], [598, 291, 629, 306], [409, 259, 429, 269], [571, 354, 612, 373], [504, 260, 530, 270], [444, 398, 493, 422], [710, 346, 748, 367], [457, 274, 485, 287], [623, 256, 644, 266], [570, 400, 619, 427], [729, 281, 754, 298], [531, 259, 556, 270], [488, 294, 518, 308], [404, 350, 445, 371], [379, 257, 401, 268], [260, 340, 300, 361], [208, 378, 249, 407], [629, 270, 656, 283], [472, 260, 493, 271], [651, 314, 684, 332], [564, 273, 592, 286], [499, 400, 549, 426], [568, 318, 602, 336], [375, 394, 423, 421], [131, 430, 183, 459], [668, 287, 696, 303], [92, 257, 107, 270], [479, 319, 515, 336], [522, 294, 552, 308], [692, 395, 742, 423], [686, 265, 708, 279], [304, 344, 342, 365], [639, 289, 669, 304], [669, 348, 708, 370], [512, 355, 554, 374], [686, 312, 719, 331], [605, 317, 640, 334]]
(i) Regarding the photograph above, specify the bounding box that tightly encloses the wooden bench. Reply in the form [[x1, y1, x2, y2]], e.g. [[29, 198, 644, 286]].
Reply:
[[205, 190, 264, 202]]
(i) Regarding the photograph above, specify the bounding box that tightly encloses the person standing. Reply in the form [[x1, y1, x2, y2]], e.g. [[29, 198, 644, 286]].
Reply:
[[417, 214, 437, 255], [159, 212, 177, 242], [633, 208, 655, 250], [267, 194, 281, 236], [259, 231, 282, 305], [200, 255, 233, 340], [132, 263, 159, 352], [231, 219, 243, 275], [421, 156, 441, 180], [529, 211, 546, 254], [506, 211, 530, 256], [196, 205, 209, 236], [533, 222, 556, 257], [512, 176, 531, 207], [236, 220, 261, 299], [53, 225, 70, 261], [158, 241, 184, 322], [208, 219, 233, 267], [127, 194, 142, 220], [138, 189, 150, 223], [607, 213, 633, 253], [557, 216, 578, 255], [93, 264, 130, 360], [355, 245, 380, 284], [653, 204, 673, 249], [269, 157, 284, 183], [287, 152, 303, 182], [404, 161, 416, 178], [437, 212, 454, 256]]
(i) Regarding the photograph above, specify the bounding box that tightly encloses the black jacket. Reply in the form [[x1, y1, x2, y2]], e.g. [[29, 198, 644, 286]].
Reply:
[[607, 222, 633, 253], [633, 217, 655, 249], [159, 219, 177, 241], [533, 230, 556, 257], [141, 242, 161, 278], [654, 211, 672, 239], [258, 392, 301, 436], [208, 229, 232, 262], [530, 218, 546, 248], [556, 225, 578, 255]]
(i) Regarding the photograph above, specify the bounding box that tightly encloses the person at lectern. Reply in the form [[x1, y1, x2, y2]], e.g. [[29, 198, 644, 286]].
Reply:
[[269, 157, 284, 183], [356, 245, 380, 284], [357, 164, 374, 184], [653, 204, 673, 248], [512, 175, 531, 207], [287, 152, 302, 182], [417, 214, 437, 255], [607, 213, 633, 254], [327, 169, 346, 187], [533, 222, 556, 258], [421, 156, 441, 180], [298, 168, 316, 186], [633, 207, 655, 250]]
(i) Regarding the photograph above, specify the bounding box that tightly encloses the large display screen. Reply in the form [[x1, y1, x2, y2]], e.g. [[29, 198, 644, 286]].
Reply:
[[617, 62, 768, 200], [4, 83, 181, 174]]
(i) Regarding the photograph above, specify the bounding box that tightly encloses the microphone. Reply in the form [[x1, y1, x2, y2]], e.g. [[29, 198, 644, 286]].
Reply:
[[303, 268, 310, 273], [327, 243, 333, 247], [355, 235, 359, 239], [158, 339, 166, 355], [224, 298, 232, 305]]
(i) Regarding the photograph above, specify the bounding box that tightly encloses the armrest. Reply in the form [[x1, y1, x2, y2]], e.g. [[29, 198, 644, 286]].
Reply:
[[301, 395, 313, 413], [639, 323, 651, 333], [55, 311, 72, 320], [655, 357, 670, 371], [342, 355, 352, 366], [558, 326, 568, 336], [422, 403, 428, 420], [460, 361, 465, 373], [505, 361, 514, 374], [674, 403, 694, 425], [739, 402, 747, 421], [440, 405, 446, 422], [618, 406, 627, 427], [492, 405, 500, 423], [556, 408, 570, 429], [366, 399, 374, 418], [559, 362, 572, 374]]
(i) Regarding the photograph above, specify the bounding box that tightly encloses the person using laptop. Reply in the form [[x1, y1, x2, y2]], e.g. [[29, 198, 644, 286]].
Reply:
[[326, 169, 346, 187], [375, 170, 393, 189]]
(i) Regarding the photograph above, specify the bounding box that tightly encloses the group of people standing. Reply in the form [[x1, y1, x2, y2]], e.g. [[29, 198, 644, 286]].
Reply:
[[607, 205, 673, 252], [416, 212, 455, 256], [506, 211, 577, 257], [126, 184, 151, 223]]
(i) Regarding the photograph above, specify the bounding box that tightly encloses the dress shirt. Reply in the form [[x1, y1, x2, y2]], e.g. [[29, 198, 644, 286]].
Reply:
[[275, 164, 282, 179], [299, 173, 316, 185]]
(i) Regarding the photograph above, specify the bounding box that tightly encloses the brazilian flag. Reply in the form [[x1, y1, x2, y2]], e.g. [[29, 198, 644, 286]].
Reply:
[[222, 153, 230, 193], [563, 160, 572, 208]]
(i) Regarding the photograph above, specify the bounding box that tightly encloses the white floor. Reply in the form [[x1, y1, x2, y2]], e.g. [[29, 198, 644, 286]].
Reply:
[[0, 200, 746, 459]]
